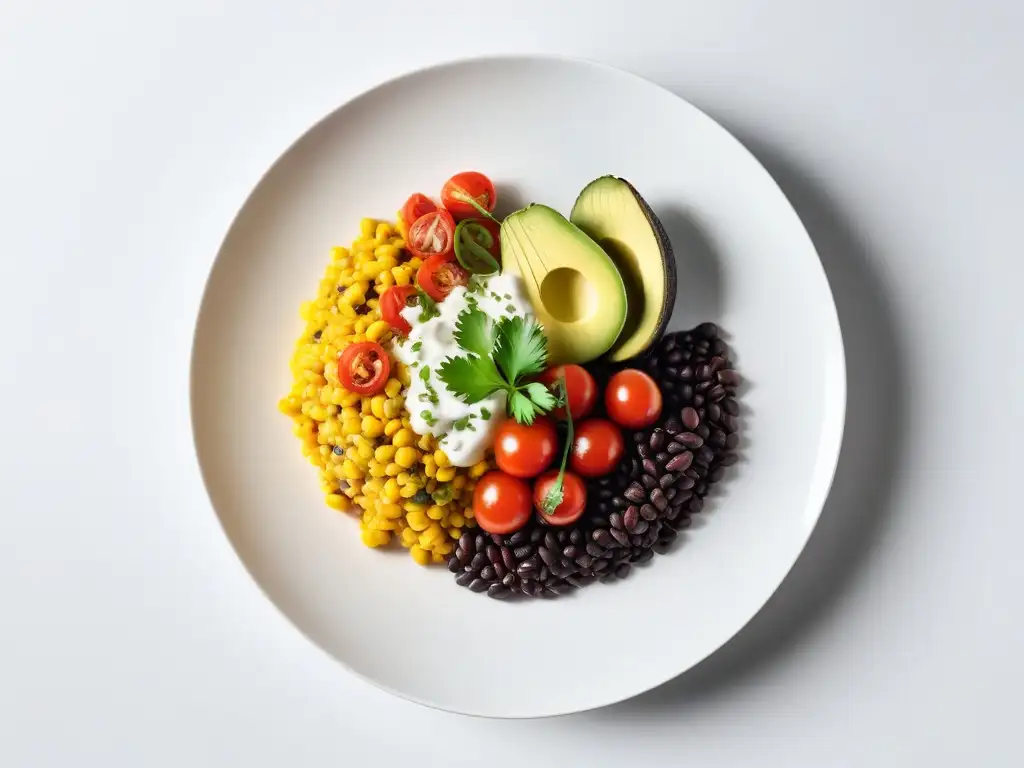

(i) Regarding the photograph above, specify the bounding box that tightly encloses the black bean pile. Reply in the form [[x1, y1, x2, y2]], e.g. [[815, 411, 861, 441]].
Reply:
[[446, 322, 742, 599]]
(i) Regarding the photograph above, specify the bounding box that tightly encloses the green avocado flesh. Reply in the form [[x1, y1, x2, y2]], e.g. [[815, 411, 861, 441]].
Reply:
[[500, 204, 627, 365], [570, 176, 677, 362]]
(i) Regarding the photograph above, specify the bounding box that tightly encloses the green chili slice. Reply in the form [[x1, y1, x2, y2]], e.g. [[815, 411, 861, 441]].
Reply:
[[453, 219, 500, 275]]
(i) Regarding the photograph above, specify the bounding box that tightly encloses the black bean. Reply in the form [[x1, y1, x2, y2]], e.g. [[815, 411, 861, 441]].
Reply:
[[544, 531, 559, 552], [611, 528, 631, 547], [455, 547, 470, 566], [608, 512, 624, 530], [624, 483, 646, 503], [470, 552, 488, 571], [593, 558, 610, 573], [538, 565, 550, 581], [696, 322, 718, 338], [641, 474, 658, 491], [570, 529, 583, 545], [486, 545, 501, 565], [717, 369, 741, 387], [697, 424, 711, 440], [634, 549, 655, 564], [723, 397, 739, 416], [487, 584, 511, 599], [655, 451, 670, 465], [447, 557, 461, 573], [479, 565, 496, 581], [611, 496, 629, 509], [690, 496, 705, 514], [474, 534, 487, 551], [624, 505, 639, 531], [616, 563, 632, 578], [562, 544, 578, 559], [641, 458, 658, 476], [575, 554, 595, 569], [667, 441, 686, 455], [650, 488, 668, 511], [722, 414, 739, 433], [681, 406, 700, 429], [678, 476, 696, 490], [490, 533, 504, 547], [501, 546, 516, 571], [693, 394, 704, 407], [698, 446, 715, 465], [679, 365, 695, 381], [455, 570, 475, 587], [639, 503, 658, 521], [459, 532, 475, 553], [676, 432, 704, 449], [509, 530, 529, 546], [493, 561, 507, 580], [502, 573, 518, 588], [708, 384, 726, 402], [593, 528, 614, 548], [530, 528, 543, 544], [695, 481, 707, 496], [664, 366, 680, 380], [720, 452, 739, 467], [658, 472, 675, 489], [664, 417, 683, 434], [513, 545, 533, 560], [697, 364, 713, 381], [539, 546, 557, 567], [726, 432, 739, 449], [649, 430, 666, 451], [665, 451, 694, 472], [632, 519, 649, 535], [709, 466, 726, 482], [637, 443, 651, 460], [706, 403, 722, 423], [585, 542, 605, 558]]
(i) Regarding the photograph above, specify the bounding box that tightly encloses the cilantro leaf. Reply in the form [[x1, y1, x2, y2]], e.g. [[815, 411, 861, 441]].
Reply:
[[507, 390, 539, 425], [454, 306, 494, 358], [437, 355, 506, 403], [493, 315, 548, 383], [523, 381, 557, 412], [415, 287, 439, 321]]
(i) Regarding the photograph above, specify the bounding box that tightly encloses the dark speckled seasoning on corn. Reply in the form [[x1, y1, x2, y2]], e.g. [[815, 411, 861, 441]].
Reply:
[[447, 323, 743, 598]]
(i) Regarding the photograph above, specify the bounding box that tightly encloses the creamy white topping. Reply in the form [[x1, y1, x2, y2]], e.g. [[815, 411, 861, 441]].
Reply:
[[393, 273, 534, 467]]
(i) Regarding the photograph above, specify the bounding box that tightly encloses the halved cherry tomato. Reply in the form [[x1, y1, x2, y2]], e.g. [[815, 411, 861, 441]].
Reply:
[[441, 171, 497, 220], [539, 364, 597, 421], [417, 254, 469, 302], [407, 209, 456, 260], [570, 418, 625, 478], [494, 417, 558, 478], [380, 285, 418, 335], [473, 471, 532, 534], [605, 369, 663, 429], [401, 193, 437, 227], [453, 218, 501, 274], [338, 341, 390, 395], [534, 470, 587, 526]]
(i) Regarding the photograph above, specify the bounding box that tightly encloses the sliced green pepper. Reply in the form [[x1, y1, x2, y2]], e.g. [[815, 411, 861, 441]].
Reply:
[[454, 219, 500, 275]]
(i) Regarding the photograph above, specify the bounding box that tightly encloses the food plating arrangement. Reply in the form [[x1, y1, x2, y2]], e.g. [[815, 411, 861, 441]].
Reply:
[[279, 171, 743, 599]]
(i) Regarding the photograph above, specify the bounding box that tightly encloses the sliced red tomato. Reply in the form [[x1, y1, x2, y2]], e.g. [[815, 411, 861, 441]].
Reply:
[[493, 417, 558, 478], [407, 209, 456, 260], [417, 254, 469, 302], [380, 285, 418, 335], [338, 341, 390, 395], [473, 471, 532, 534], [441, 171, 497, 220], [401, 193, 437, 227], [534, 470, 587, 526], [605, 369, 663, 429], [539, 364, 597, 421], [570, 418, 625, 478]]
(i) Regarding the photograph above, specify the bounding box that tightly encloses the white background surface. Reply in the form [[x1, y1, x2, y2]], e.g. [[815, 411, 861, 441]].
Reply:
[[1, 0, 1021, 765]]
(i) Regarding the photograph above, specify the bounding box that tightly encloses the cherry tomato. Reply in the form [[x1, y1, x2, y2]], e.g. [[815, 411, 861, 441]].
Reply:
[[401, 193, 437, 227], [407, 209, 456, 260], [338, 341, 390, 395], [570, 418, 625, 478], [494, 418, 558, 478], [534, 470, 587, 526], [605, 369, 663, 429], [538, 364, 597, 421], [380, 285, 418, 335], [441, 171, 497, 220], [473, 471, 532, 534], [417, 254, 469, 302]]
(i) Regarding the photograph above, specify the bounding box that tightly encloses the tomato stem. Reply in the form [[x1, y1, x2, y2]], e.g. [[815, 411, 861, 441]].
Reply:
[[541, 376, 573, 514], [452, 185, 500, 223]]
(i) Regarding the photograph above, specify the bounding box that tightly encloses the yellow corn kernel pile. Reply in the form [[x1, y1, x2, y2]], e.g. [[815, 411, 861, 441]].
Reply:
[[278, 218, 492, 564]]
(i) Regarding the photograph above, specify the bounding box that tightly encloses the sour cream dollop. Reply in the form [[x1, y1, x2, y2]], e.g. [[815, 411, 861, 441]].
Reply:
[[393, 273, 534, 467]]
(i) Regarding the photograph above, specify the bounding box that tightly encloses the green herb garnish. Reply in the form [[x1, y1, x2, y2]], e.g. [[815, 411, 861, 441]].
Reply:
[[540, 376, 573, 515], [505, 304, 516, 313], [419, 365, 431, 382], [420, 410, 437, 426], [480, 407, 491, 419], [438, 310, 554, 425], [415, 287, 439, 322], [411, 341, 422, 352]]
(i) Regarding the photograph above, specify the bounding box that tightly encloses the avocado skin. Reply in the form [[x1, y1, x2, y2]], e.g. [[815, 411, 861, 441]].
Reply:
[[570, 176, 677, 362]]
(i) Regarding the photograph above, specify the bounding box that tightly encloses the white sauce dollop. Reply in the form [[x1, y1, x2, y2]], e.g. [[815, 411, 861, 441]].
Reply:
[[393, 273, 534, 467]]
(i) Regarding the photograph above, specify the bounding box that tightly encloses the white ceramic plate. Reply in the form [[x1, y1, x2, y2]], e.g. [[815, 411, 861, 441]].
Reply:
[[190, 55, 845, 718]]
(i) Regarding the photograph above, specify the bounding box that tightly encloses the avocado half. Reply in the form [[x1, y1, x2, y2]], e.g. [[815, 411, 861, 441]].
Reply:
[[570, 176, 677, 362], [500, 204, 627, 365]]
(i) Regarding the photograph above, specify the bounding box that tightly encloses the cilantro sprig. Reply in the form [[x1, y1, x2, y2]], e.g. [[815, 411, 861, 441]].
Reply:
[[539, 376, 573, 515], [438, 307, 555, 425]]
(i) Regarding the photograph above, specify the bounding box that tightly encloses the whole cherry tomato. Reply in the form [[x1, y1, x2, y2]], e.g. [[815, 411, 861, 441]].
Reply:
[[538, 364, 597, 421], [473, 471, 532, 535], [401, 193, 437, 227], [534, 470, 587, 526], [380, 285, 418, 335], [441, 171, 497, 220], [338, 341, 390, 395], [493, 417, 558, 478], [570, 418, 625, 478], [407, 209, 456, 260], [605, 369, 663, 429], [417, 254, 469, 302]]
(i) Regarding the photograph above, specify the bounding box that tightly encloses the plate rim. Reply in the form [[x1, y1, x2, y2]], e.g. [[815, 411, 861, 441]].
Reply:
[[188, 52, 848, 719]]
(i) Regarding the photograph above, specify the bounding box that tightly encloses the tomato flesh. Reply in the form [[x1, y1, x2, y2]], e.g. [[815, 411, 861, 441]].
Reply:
[[380, 285, 417, 335], [441, 171, 497, 220], [401, 193, 437, 227], [417, 254, 469, 302], [570, 418, 625, 478], [338, 341, 390, 395], [539, 364, 597, 421], [473, 471, 532, 534], [407, 209, 456, 260], [493, 417, 558, 478], [534, 470, 587, 526], [605, 369, 663, 429]]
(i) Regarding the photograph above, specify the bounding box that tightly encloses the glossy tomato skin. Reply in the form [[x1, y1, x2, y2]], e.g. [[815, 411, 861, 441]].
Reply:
[[538, 364, 597, 421], [380, 285, 417, 335], [473, 471, 532, 534], [441, 171, 497, 220], [417, 254, 469, 302], [407, 209, 456, 260], [570, 418, 625, 478], [534, 470, 587, 526], [605, 369, 663, 429], [338, 341, 390, 395], [493, 417, 558, 478], [401, 193, 437, 227]]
